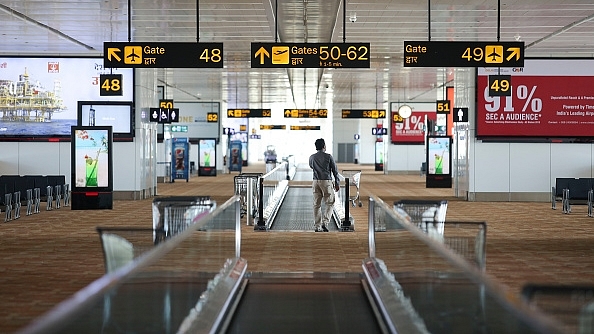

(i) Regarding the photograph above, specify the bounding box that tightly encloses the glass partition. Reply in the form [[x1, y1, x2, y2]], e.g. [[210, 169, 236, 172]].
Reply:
[[20, 196, 243, 334], [367, 196, 565, 334], [257, 161, 288, 229]]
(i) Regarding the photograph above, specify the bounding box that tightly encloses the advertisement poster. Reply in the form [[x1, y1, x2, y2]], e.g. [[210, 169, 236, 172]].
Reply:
[[375, 141, 384, 171], [426, 136, 452, 188], [198, 138, 217, 176], [171, 138, 189, 181], [428, 136, 450, 175], [390, 102, 436, 143], [477, 59, 594, 138], [73, 128, 111, 187], [229, 140, 243, 173], [0, 57, 132, 139]]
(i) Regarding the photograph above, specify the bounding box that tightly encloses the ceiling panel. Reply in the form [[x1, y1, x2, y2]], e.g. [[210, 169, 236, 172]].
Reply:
[[1, 0, 594, 111]]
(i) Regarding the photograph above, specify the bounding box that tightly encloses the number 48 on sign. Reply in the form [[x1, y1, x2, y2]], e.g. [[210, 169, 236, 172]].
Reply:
[[99, 74, 123, 96]]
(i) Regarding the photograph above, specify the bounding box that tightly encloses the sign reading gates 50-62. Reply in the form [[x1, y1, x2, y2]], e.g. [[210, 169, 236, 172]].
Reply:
[[251, 43, 370, 68]]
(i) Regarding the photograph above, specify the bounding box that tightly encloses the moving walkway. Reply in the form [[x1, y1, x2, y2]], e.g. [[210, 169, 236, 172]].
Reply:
[[19, 195, 566, 334]]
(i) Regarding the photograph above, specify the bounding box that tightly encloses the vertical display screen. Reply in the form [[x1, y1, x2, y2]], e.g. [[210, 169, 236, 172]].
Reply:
[[199, 139, 216, 168], [427, 136, 450, 175], [71, 127, 113, 190]]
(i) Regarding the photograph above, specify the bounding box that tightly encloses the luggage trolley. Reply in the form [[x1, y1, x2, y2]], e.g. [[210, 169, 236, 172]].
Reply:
[[234, 173, 261, 219], [393, 199, 448, 235], [342, 169, 363, 207], [152, 196, 215, 243]]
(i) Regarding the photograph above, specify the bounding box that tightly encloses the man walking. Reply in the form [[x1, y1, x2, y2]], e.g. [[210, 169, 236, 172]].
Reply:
[[309, 138, 340, 232]]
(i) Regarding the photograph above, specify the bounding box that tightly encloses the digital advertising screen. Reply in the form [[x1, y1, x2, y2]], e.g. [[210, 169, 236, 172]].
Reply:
[[477, 59, 594, 139], [0, 57, 133, 140], [390, 102, 436, 144], [71, 126, 113, 191], [198, 138, 217, 176], [78, 101, 134, 140], [199, 139, 216, 168], [427, 136, 451, 175]]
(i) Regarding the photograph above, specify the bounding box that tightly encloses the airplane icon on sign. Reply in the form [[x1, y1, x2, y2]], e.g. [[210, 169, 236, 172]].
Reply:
[[123, 46, 142, 64], [127, 51, 140, 62], [488, 51, 500, 62], [485, 45, 504, 64]]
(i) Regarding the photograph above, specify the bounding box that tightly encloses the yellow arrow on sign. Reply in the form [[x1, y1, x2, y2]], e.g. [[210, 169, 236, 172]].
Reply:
[[108, 48, 122, 62], [284, 110, 291, 117], [506, 47, 521, 61], [255, 47, 270, 64]]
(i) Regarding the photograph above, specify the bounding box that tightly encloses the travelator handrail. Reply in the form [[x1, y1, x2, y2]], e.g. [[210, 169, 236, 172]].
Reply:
[[255, 165, 354, 231], [19, 196, 244, 334], [283, 155, 297, 180], [366, 195, 565, 334], [256, 161, 289, 230]]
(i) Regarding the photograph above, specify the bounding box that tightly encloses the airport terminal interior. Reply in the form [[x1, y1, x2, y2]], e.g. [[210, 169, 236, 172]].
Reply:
[[2, 0, 594, 333]]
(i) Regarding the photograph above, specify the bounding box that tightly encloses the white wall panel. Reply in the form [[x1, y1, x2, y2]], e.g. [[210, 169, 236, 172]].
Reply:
[[0, 142, 20, 174], [550, 143, 593, 181], [112, 142, 136, 190], [406, 145, 425, 171], [387, 144, 408, 170], [59, 142, 71, 180], [18, 142, 61, 175], [386, 144, 424, 172], [472, 142, 511, 192], [509, 143, 551, 192]]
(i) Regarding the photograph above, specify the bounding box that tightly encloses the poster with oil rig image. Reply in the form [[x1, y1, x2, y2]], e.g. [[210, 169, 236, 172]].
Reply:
[[0, 57, 132, 138]]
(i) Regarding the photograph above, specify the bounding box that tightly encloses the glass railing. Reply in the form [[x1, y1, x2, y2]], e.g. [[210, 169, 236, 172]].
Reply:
[[367, 196, 565, 334], [256, 161, 288, 230], [282, 155, 297, 180], [19, 196, 244, 334]]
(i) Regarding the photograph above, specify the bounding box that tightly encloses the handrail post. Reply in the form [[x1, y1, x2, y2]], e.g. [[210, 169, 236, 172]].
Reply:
[[368, 197, 375, 258], [235, 196, 241, 258], [344, 177, 350, 227], [257, 177, 266, 228], [246, 178, 253, 226]]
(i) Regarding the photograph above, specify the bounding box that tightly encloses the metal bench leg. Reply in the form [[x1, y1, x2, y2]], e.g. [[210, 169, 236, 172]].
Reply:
[[34, 188, 40, 214], [46, 185, 53, 211], [13, 191, 21, 219], [4, 193, 12, 222], [55, 185, 61, 209], [63, 184, 70, 207], [26, 189, 33, 216], [588, 189, 594, 217]]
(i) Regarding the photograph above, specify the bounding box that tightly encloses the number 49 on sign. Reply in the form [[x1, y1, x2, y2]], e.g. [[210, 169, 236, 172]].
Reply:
[[488, 75, 511, 96]]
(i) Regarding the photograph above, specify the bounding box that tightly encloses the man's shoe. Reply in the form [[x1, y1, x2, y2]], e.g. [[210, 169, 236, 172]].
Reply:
[[322, 225, 329, 232], [315, 227, 323, 232]]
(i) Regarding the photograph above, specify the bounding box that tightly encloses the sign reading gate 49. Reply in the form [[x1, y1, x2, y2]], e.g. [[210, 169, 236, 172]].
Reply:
[[403, 41, 524, 67]]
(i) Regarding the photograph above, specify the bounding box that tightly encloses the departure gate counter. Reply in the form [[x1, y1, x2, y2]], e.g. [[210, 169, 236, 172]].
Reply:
[[20, 196, 564, 334]]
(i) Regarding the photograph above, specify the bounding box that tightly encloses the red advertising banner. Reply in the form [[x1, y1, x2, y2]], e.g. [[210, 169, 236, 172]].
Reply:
[[477, 59, 594, 137], [390, 103, 436, 143]]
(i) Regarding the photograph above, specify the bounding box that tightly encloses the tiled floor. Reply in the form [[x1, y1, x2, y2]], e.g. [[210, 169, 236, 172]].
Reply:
[[1, 163, 593, 333]]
